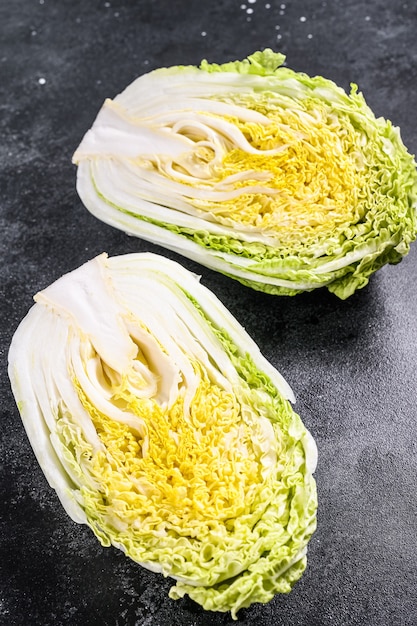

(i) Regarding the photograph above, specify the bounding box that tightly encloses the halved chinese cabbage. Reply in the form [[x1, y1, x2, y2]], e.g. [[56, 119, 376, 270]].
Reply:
[[73, 50, 417, 299], [8, 252, 317, 618]]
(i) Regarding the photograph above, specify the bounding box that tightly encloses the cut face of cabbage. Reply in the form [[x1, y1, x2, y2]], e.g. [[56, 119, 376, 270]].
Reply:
[[73, 50, 417, 299], [8, 252, 317, 618]]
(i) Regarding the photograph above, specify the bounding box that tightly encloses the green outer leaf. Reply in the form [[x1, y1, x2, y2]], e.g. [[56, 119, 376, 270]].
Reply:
[[199, 49, 287, 76]]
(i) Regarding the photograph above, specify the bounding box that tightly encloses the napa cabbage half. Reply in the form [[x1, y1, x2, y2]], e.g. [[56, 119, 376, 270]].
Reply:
[[73, 50, 417, 298], [8, 252, 317, 618]]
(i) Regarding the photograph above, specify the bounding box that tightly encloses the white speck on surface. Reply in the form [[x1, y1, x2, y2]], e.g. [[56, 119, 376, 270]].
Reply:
[[31, 30, 37, 36], [276, 33, 282, 40], [114, 11, 119, 17], [39, 0, 44, 4], [0, 598, 9, 616], [365, 15, 371, 21], [246, 16, 252, 21], [75, 16, 81, 23], [246, 7, 254, 13], [104, 1, 110, 7], [240, 3, 246, 9], [275, 24, 280, 29], [248, 0, 256, 3], [280, 3, 286, 8], [300, 15, 307, 22], [143, 59, 149, 65], [265, 3, 271, 7], [38, 77, 46, 85], [201, 31, 207, 36], [279, 9, 284, 15], [307, 33, 313, 39]]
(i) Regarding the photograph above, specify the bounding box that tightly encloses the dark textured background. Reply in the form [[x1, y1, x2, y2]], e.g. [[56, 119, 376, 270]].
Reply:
[[1, 1, 417, 625]]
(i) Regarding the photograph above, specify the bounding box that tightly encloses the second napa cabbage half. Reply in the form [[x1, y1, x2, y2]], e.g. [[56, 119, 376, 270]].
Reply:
[[73, 50, 417, 298], [8, 253, 317, 619]]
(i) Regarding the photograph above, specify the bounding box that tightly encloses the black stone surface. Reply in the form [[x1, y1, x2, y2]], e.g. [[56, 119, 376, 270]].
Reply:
[[1, 1, 417, 625]]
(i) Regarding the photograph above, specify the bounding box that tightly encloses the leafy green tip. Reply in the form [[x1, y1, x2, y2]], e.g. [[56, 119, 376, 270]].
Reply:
[[199, 49, 286, 76]]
